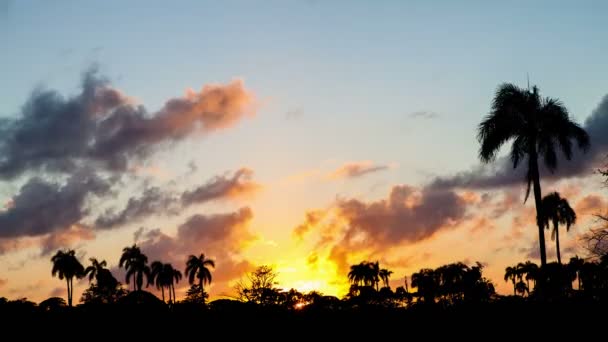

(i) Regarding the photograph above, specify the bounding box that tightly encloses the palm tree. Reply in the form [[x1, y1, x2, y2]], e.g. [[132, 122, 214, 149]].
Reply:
[[150, 261, 168, 302], [51, 250, 84, 307], [515, 280, 529, 297], [504, 266, 518, 295], [83, 258, 108, 283], [379, 269, 393, 288], [169, 266, 182, 303], [185, 253, 214, 304], [517, 261, 539, 290], [541, 192, 577, 264], [369, 261, 380, 290], [478, 84, 589, 267], [348, 263, 366, 287], [119, 244, 150, 291], [568, 256, 585, 290]]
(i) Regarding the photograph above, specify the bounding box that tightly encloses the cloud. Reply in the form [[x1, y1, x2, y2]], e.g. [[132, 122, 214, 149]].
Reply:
[[95, 186, 179, 229], [0, 68, 256, 178], [39, 225, 96, 256], [575, 195, 608, 217], [409, 111, 439, 119], [428, 94, 608, 190], [335, 185, 468, 246], [95, 168, 260, 229], [293, 185, 470, 274], [292, 209, 327, 241], [329, 161, 389, 180], [181, 168, 260, 206], [136, 207, 257, 295], [0, 169, 111, 238], [285, 108, 304, 120], [0, 278, 6, 288]]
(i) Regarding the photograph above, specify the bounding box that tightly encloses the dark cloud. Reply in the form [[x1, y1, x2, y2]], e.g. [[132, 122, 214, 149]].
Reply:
[[429, 94, 608, 190], [293, 185, 469, 273], [94, 168, 260, 229], [409, 111, 439, 119], [136, 208, 257, 294], [336, 185, 468, 246], [329, 161, 389, 179], [95, 187, 179, 229], [181, 168, 260, 206], [0, 169, 111, 238], [0, 68, 255, 179]]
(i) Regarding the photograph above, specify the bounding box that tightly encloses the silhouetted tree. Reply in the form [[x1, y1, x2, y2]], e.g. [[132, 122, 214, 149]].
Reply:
[[478, 83, 589, 267], [541, 192, 576, 264], [517, 261, 539, 291], [411, 268, 439, 303], [515, 280, 529, 297], [185, 253, 214, 305], [183, 284, 208, 305], [51, 249, 84, 307], [83, 258, 108, 283], [235, 265, 280, 305], [568, 256, 585, 290], [379, 268, 393, 289], [119, 244, 150, 291], [504, 266, 518, 295], [150, 261, 168, 302]]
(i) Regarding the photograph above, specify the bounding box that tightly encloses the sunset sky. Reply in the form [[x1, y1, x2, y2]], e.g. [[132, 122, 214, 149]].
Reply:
[[1, 1, 608, 302]]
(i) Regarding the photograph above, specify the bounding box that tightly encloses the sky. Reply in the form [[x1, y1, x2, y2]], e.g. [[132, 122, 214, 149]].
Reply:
[[1, 0, 608, 302]]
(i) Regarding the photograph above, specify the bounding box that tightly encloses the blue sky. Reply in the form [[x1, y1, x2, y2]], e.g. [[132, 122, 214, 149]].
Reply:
[[0, 0, 607, 300]]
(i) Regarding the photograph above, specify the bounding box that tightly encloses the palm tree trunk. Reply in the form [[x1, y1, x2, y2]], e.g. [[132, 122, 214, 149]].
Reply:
[[172, 283, 176, 304], [161, 286, 165, 302], [512, 279, 516, 296], [555, 224, 562, 264], [199, 278, 205, 305], [530, 152, 547, 267], [66, 278, 71, 307]]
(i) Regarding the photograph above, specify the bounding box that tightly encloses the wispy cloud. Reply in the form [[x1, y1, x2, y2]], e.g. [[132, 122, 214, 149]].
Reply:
[[409, 110, 439, 119], [328, 161, 390, 180]]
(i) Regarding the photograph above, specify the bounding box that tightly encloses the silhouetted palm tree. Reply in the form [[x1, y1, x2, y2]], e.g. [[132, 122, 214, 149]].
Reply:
[[150, 261, 167, 302], [51, 250, 84, 307], [515, 280, 529, 297], [478, 84, 589, 267], [504, 266, 518, 295], [348, 263, 367, 287], [517, 261, 539, 290], [541, 192, 576, 264], [83, 258, 108, 283], [185, 253, 214, 304], [169, 266, 182, 303], [370, 261, 380, 290], [119, 245, 150, 291], [379, 269, 393, 288], [568, 256, 585, 290]]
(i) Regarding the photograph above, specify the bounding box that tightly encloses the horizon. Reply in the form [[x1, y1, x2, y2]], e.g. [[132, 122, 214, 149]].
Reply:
[[1, 0, 608, 303]]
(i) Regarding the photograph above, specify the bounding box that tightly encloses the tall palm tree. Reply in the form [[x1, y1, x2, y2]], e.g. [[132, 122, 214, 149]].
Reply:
[[379, 269, 393, 288], [185, 253, 214, 304], [369, 261, 380, 290], [541, 192, 577, 264], [119, 244, 150, 291], [504, 266, 518, 295], [169, 266, 182, 303], [150, 261, 168, 302], [83, 258, 108, 283], [51, 250, 84, 307], [478, 84, 589, 267]]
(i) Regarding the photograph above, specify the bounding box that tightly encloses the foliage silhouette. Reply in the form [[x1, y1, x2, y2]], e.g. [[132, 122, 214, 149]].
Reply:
[[478, 83, 589, 267], [119, 244, 150, 291], [185, 253, 214, 305], [541, 192, 576, 264], [51, 249, 84, 307]]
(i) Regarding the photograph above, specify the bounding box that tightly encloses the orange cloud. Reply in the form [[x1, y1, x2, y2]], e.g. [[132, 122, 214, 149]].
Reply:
[[40, 225, 95, 256], [292, 209, 327, 241], [328, 161, 389, 180], [0, 278, 7, 288], [575, 195, 608, 217]]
